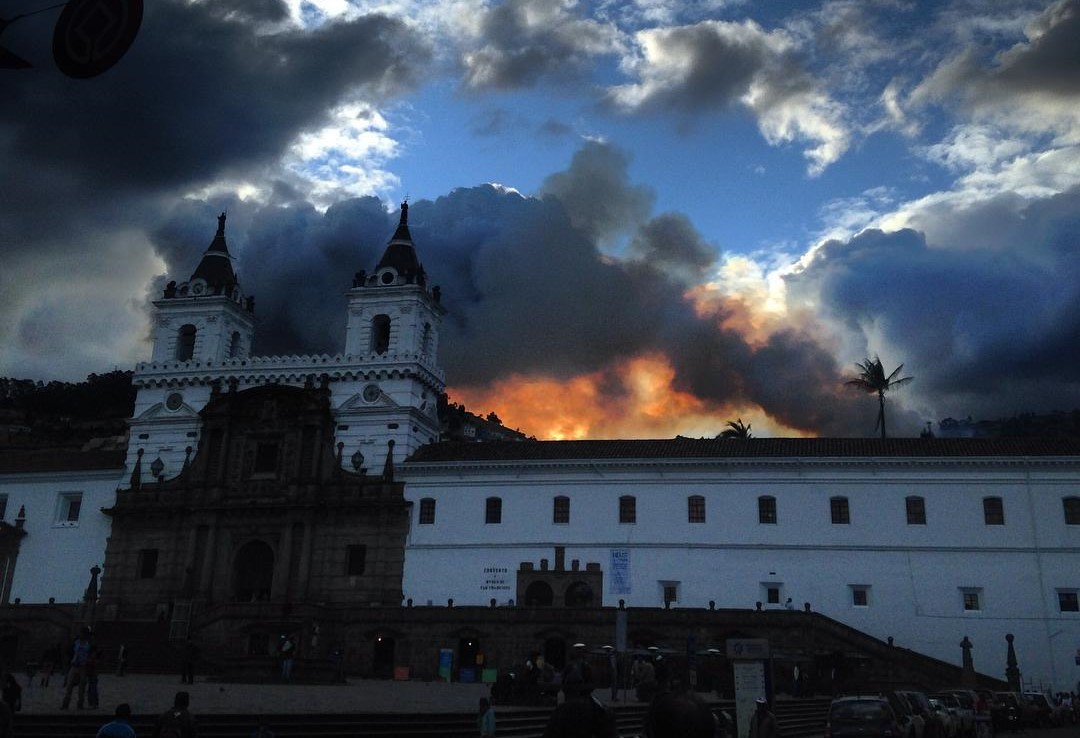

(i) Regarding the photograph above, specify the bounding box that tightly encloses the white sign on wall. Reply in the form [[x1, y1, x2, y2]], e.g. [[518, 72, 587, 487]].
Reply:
[[480, 566, 511, 595], [609, 549, 631, 595], [733, 660, 767, 738]]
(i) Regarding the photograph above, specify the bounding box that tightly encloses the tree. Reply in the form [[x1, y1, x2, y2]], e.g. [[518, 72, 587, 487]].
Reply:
[[717, 418, 752, 439], [845, 357, 913, 438]]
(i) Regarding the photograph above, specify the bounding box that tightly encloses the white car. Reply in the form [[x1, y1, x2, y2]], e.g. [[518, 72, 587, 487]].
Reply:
[[929, 697, 959, 738]]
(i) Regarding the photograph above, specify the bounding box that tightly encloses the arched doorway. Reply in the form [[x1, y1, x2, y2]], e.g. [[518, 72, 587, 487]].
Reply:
[[525, 580, 553, 607], [233, 540, 274, 602], [543, 637, 566, 669], [458, 638, 480, 681], [564, 581, 594, 607], [373, 635, 395, 678]]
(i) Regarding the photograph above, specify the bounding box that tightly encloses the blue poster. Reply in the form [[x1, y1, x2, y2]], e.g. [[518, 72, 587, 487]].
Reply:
[[609, 549, 631, 595]]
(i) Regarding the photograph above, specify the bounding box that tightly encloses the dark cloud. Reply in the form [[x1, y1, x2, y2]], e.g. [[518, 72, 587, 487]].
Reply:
[[461, 0, 617, 90], [538, 141, 654, 243], [469, 108, 527, 137], [628, 213, 717, 283], [787, 190, 1080, 424], [538, 118, 575, 137]]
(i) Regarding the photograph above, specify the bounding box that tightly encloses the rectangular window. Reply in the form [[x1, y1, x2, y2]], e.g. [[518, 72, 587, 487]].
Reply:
[[906, 496, 926, 525], [766, 586, 781, 605], [688, 495, 706, 524], [418, 498, 436, 525], [253, 442, 279, 475], [55, 492, 83, 526], [485, 497, 502, 524], [619, 496, 636, 524], [961, 588, 982, 612], [983, 497, 1004, 525], [851, 585, 870, 607], [758, 496, 777, 525], [138, 549, 159, 579], [661, 581, 680, 606], [1058, 590, 1079, 612], [1063, 497, 1080, 525], [346, 545, 367, 576], [830, 496, 850, 525], [553, 496, 570, 524]]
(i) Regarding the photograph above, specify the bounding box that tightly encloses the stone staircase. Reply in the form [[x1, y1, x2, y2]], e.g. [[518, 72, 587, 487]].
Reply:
[[11, 699, 829, 738]]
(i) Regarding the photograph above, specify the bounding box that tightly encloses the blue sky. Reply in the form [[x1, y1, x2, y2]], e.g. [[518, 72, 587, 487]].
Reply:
[[2, 0, 1079, 439]]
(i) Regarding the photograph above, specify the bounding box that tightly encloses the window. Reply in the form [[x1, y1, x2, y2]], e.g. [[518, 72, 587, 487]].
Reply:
[[983, 497, 1004, 525], [346, 545, 367, 576], [176, 324, 196, 361], [418, 498, 436, 525], [1057, 590, 1079, 613], [851, 585, 870, 607], [758, 496, 777, 525], [661, 582, 680, 606], [688, 495, 706, 523], [371, 314, 391, 355], [1064, 496, 1080, 525], [55, 492, 82, 526], [228, 330, 242, 358], [253, 442, 279, 475], [961, 588, 982, 612], [138, 549, 159, 579], [765, 585, 781, 605], [906, 496, 926, 525], [830, 496, 850, 524], [485, 497, 502, 524], [619, 496, 636, 524], [553, 496, 570, 524]]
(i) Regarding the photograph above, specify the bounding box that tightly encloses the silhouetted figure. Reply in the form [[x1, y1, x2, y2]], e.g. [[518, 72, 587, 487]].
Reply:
[[97, 703, 136, 738], [645, 690, 717, 738], [154, 690, 197, 738], [541, 669, 617, 738], [60, 626, 92, 709], [748, 697, 778, 738]]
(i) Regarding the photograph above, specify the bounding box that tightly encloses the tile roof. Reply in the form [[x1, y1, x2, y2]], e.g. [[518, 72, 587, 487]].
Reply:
[[0, 448, 126, 474], [406, 437, 1080, 464]]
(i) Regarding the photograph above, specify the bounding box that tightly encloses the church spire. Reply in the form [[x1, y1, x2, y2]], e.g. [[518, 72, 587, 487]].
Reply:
[[189, 212, 239, 295], [374, 201, 425, 285]]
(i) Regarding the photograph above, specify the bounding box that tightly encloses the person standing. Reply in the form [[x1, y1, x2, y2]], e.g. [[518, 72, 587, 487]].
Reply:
[[1, 674, 21, 715], [60, 627, 92, 710], [97, 703, 137, 738], [154, 690, 197, 738], [86, 642, 101, 709], [279, 634, 296, 682], [748, 697, 778, 738], [116, 644, 128, 677], [478, 697, 496, 737], [180, 639, 199, 685]]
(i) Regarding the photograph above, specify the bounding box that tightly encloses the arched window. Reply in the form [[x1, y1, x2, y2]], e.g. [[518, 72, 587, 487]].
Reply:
[[565, 581, 594, 607], [619, 495, 636, 524], [371, 314, 391, 354], [228, 330, 242, 358], [688, 495, 706, 523], [525, 581, 554, 607], [758, 495, 777, 524], [176, 324, 196, 361]]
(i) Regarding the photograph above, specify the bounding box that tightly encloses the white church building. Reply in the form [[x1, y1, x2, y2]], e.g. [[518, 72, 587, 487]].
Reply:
[[0, 203, 1078, 691]]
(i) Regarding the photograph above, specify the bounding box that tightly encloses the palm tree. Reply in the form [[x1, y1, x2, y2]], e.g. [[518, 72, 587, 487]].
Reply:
[[845, 357, 913, 438], [718, 418, 752, 439]]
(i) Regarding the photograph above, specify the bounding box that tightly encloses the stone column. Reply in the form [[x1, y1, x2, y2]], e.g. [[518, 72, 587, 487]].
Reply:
[[199, 525, 218, 600], [272, 518, 294, 600], [296, 514, 314, 599]]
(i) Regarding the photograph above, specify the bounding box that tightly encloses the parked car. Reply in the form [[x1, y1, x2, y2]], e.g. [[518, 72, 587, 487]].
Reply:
[[942, 690, 978, 737], [827, 696, 904, 738], [900, 691, 943, 738], [928, 697, 959, 738], [994, 691, 1040, 727], [1022, 692, 1057, 727], [886, 690, 925, 738]]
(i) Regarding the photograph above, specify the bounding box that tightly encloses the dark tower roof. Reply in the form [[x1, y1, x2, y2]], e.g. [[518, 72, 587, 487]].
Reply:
[[190, 212, 239, 295], [375, 201, 426, 285]]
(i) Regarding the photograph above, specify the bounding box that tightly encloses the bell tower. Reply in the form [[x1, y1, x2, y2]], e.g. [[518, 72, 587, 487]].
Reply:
[[149, 212, 255, 364], [336, 201, 445, 461]]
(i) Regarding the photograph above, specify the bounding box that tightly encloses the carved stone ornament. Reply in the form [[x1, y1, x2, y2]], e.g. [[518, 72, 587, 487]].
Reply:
[[206, 315, 218, 322], [399, 306, 413, 314], [350, 308, 364, 317], [157, 317, 172, 326]]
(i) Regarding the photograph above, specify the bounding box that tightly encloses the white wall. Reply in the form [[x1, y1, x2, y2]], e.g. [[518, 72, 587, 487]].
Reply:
[[401, 459, 1080, 690], [1, 469, 122, 604]]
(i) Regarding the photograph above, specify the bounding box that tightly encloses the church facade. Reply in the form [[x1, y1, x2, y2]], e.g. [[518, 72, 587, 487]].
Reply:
[[0, 203, 1077, 691]]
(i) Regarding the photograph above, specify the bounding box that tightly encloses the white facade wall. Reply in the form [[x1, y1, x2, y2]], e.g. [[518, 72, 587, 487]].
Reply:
[[401, 458, 1080, 691], [0, 469, 122, 604]]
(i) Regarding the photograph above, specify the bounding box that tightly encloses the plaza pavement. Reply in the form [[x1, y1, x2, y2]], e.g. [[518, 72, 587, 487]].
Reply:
[[19, 672, 505, 716]]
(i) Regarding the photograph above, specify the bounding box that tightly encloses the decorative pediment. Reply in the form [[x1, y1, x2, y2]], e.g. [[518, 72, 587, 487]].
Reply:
[[339, 389, 400, 411], [134, 402, 199, 422]]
